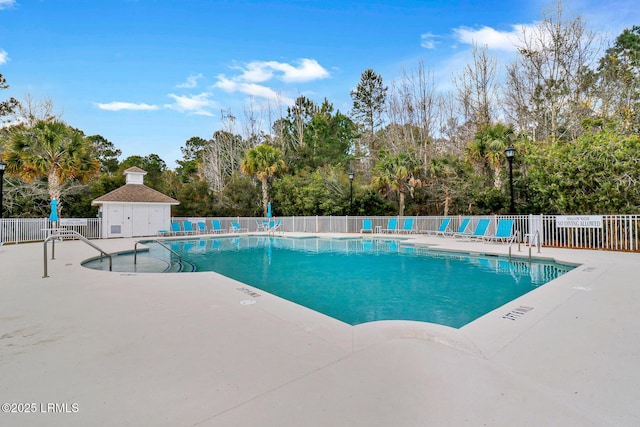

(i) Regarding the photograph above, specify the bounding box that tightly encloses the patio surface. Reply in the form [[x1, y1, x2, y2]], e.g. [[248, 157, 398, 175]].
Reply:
[[0, 233, 638, 426]]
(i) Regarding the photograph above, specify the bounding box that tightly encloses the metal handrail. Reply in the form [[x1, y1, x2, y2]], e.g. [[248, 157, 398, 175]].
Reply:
[[508, 230, 520, 261], [134, 239, 181, 264], [515, 229, 541, 262], [43, 230, 112, 278], [267, 221, 282, 236]]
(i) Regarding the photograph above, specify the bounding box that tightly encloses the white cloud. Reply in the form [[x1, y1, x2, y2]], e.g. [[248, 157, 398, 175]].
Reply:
[[165, 92, 216, 116], [453, 25, 525, 52], [235, 62, 275, 83], [0, 49, 8, 64], [175, 73, 203, 89], [236, 58, 330, 83], [96, 93, 216, 116], [214, 76, 294, 105], [420, 33, 440, 49], [0, 0, 16, 10], [96, 101, 160, 111]]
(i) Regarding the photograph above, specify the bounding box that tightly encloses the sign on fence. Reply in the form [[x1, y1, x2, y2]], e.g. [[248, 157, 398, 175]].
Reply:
[[556, 215, 603, 228]]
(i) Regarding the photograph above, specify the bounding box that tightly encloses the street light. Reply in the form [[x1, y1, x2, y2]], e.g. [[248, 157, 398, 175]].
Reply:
[[0, 160, 6, 219], [504, 147, 515, 214], [348, 172, 355, 215]]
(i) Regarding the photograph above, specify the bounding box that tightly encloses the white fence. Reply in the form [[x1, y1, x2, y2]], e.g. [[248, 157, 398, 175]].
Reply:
[[2, 215, 639, 252], [0, 218, 102, 244], [174, 214, 640, 252]]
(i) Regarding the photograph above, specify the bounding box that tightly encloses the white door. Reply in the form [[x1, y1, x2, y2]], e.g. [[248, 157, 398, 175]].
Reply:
[[148, 205, 166, 236], [132, 205, 149, 237], [106, 204, 124, 238], [122, 205, 133, 238]]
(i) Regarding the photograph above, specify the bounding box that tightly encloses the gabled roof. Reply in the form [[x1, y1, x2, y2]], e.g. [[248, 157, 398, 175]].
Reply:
[[92, 183, 179, 205], [123, 166, 147, 174]]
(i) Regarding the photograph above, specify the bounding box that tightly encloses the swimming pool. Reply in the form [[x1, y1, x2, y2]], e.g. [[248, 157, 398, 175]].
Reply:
[[83, 236, 574, 328]]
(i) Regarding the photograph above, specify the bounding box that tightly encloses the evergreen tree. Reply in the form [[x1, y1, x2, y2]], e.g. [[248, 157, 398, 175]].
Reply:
[[350, 69, 387, 157]]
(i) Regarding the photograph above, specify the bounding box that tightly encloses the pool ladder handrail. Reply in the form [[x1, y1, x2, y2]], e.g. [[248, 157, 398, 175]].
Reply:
[[134, 240, 182, 264], [528, 230, 542, 261], [508, 230, 520, 261], [509, 229, 541, 262], [267, 221, 282, 235], [43, 229, 112, 278]]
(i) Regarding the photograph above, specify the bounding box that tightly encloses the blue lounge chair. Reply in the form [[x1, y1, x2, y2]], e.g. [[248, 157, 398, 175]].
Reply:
[[360, 219, 373, 234], [197, 221, 208, 234], [400, 218, 415, 234], [183, 221, 197, 235], [457, 218, 490, 240], [484, 219, 515, 243], [450, 218, 471, 237], [383, 218, 398, 233], [423, 218, 451, 236], [230, 221, 248, 233], [170, 222, 182, 235], [211, 220, 224, 234]]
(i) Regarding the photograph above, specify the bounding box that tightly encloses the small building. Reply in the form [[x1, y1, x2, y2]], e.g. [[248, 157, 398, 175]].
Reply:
[[92, 167, 179, 238]]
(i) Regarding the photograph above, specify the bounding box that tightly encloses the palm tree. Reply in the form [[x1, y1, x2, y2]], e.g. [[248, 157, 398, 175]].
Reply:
[[240, 143, 286, 216], [372, 150, 422, 216], [428, 155, 460, 216], [467, 123, 514, 188], [3, 120, 100, 214]]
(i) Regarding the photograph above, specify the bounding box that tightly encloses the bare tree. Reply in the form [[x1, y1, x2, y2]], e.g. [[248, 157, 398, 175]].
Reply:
[[201, 110, 250, 192], [12, 94, 60, 126], [385, 61, 438, 170], [241, 96, 265, 146], [453, 43, 500, 131], [505, 0, 599, 141], [435, 91, 472, 155]]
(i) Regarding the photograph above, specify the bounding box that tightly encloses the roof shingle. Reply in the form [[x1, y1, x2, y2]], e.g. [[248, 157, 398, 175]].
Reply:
[[92, 184, 179, 205]]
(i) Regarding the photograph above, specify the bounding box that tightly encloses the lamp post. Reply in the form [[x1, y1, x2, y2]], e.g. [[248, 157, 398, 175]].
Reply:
[[504, 147, 515, 214], [348, 172, 355, 215], [0, 160, 6, 219]]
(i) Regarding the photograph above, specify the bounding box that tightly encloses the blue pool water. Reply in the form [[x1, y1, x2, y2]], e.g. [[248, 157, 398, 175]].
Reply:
[[104, 236, 574, 328]]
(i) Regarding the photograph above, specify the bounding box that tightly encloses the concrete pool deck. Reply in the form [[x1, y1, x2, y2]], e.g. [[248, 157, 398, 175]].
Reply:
[[0, 233, 638, 426]]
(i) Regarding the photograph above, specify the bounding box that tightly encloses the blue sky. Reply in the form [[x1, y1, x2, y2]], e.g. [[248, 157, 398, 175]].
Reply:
[[1, 0, 639, 168]]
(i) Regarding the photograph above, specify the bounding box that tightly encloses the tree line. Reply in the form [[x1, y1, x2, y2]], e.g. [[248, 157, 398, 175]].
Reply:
[[1, 3, 639, 219]]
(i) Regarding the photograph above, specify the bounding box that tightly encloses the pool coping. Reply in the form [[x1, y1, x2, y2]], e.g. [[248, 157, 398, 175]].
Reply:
[[96, 232, 579, 329], [1, 232, 638, 426]]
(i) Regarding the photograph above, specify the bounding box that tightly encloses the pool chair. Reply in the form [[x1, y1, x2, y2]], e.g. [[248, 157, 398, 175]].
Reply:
[[230, 221, 248, 233], [360, 219, 373, 234], [170, 222, 183, 235], [383, 218, 398, 233], [182, 221, 198, 235], [399, 218, 415, 234], [197, 221, 208, 234], [449, 218, 471, 237], [484, 219, 516, 244], [422, 218, 451, 236], [457, 218, 490, 240], [211, 220, 224, 234], [256, 219, 269, 231]]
